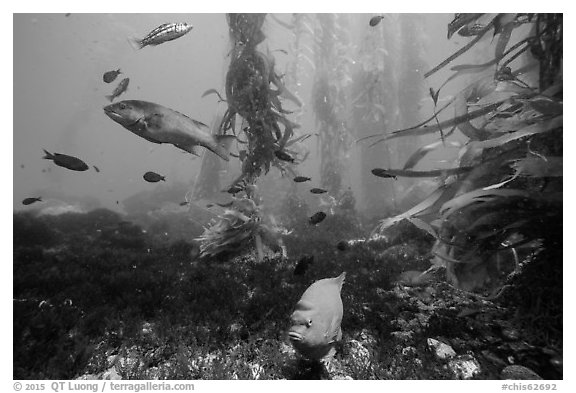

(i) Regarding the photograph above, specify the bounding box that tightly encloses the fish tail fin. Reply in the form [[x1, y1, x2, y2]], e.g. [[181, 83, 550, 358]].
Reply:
[[42, 149, 54, 160], [335, 272, 346, 289], [127, 36, 143, 50], [211, 135, 236, 161]]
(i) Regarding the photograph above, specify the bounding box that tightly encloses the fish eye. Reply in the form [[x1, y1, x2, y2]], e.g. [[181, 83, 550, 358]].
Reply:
[[118, 103, 127, 110], [306, 319, 312, 328]]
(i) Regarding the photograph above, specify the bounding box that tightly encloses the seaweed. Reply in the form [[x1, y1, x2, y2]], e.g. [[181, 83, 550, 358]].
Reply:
[[366, 14, 562, 299]]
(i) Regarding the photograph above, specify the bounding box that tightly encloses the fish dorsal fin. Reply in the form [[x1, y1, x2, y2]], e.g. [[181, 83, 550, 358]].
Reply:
[[334, 272, 346, 291], [192, 119, 209, 129]]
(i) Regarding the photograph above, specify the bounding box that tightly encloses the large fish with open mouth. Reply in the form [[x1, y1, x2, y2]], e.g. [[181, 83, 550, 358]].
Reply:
[[288, 272, 346, 361], [103, 100, 235, 161]]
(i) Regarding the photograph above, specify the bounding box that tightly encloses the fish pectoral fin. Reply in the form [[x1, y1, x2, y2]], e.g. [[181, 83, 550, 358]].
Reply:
[[175, 143, 201, 157], [143, 113, 164, 127], [128, 116, 148, 130]]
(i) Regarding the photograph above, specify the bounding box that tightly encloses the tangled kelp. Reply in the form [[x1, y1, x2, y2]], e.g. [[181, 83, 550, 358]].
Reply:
[[197, 14, 305, 260], [221, 14, 303, 185], [366, 14, 562, 293], [196, 197, 284, 260]]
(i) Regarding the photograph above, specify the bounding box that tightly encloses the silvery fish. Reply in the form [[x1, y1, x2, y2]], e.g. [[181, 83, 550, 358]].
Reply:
[[106, 77, 130, 102], [289, 272, 346, 361], [129, 23, 193, 50], [103, 100, 235, 161]]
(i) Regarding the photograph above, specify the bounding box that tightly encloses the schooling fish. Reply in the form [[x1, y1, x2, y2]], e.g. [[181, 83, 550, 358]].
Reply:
[[106, 77, 130, 102], [336, 240, 348, 251], [371, 168, 398, 179], [294, 255, 314, 276], [22, 197, 42, 206], [143, 171, 165, 183], [103, 100, 235, 161], [309, 211, 327, 225], [129, 22, 193, 50], [310, 188, 328, 194], [43, 149, 89, 171], [288, 272, 346, 361], [293, 176, 311, 183], [274, 150, 295, 163], [103, 69, 122, 83], [369, 15, 385, 27]]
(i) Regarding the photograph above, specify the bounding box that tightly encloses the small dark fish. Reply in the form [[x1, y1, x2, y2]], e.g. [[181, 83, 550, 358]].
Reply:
[[227, 185, 244, 194], [20, 164, 24, 169], [369, 15, 385, 27], [143, 171, 165, 183], [116, 200, 119, 204], [336, 240, 348, 251], [293, 176, 311, 183], [129, 22, 194, 50], [371, 168, 397, 179], [217, 201, 234, 208], [294, 255, 314, 276], [22, 197, 42, 206], [43, 149, 89, 171], [93, 165, 100, 173], [106, 77, 129, 102], [179, 201, 189, 206], [64, 13, 71, 17], [274, 150, 295, 163], [310, 188, 328, 194], [103, 69, 122, 83], [309, 211, 327, 225]]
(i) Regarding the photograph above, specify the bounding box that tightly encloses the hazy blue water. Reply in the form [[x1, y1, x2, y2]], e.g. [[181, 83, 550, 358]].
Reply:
[[13, 13, 490, 215]]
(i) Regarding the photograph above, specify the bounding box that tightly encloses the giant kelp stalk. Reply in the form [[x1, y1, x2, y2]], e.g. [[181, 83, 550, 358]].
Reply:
[[366, 14, 562, 314], [197, 14, 303, 261], [350, 15, 400, 215], [312, 13, 353, 195], [222, 13, 303, 186], [396, 14, 427, 168]]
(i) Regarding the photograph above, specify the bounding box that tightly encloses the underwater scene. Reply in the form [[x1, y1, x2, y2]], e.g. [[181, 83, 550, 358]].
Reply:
[[13, 13, 562, 380]]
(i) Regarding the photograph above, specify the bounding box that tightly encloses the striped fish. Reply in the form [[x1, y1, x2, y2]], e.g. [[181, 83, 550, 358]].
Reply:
[[129, 23, 193, 49]]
